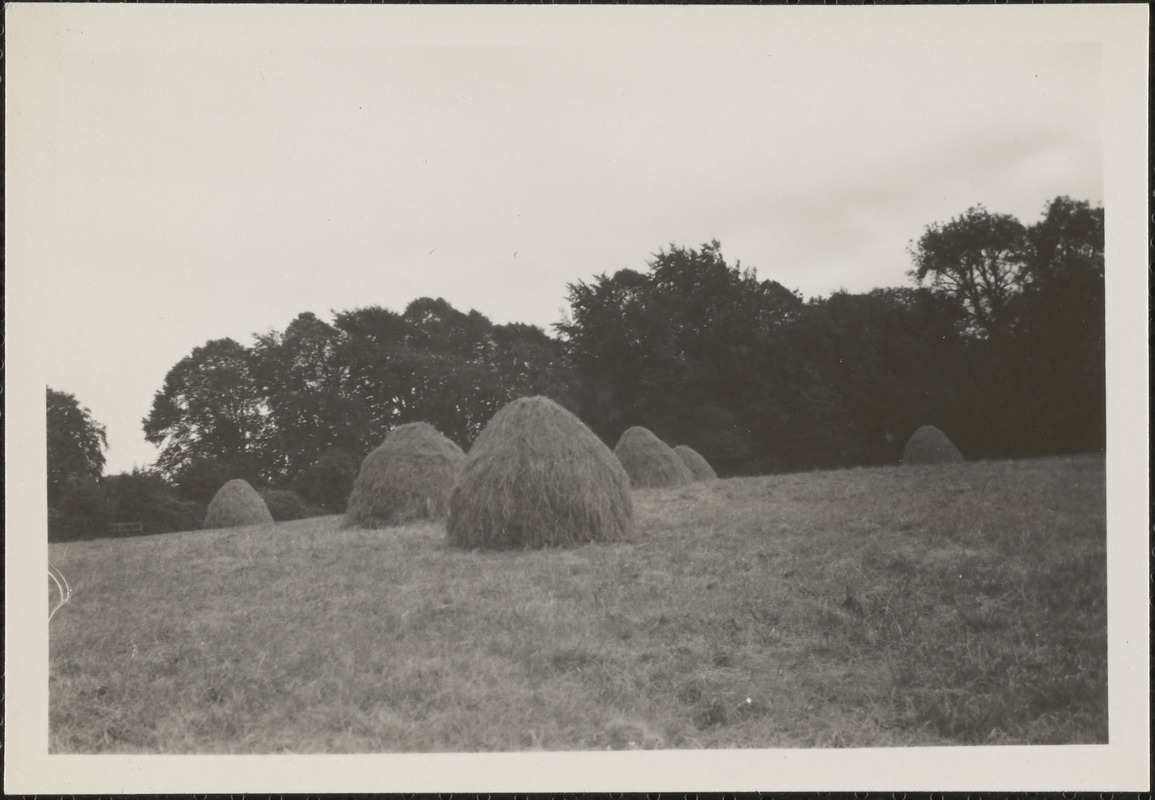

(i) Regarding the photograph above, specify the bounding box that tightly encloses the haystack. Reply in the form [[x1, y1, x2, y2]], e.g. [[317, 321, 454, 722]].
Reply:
[[902, 425, 964, 465], [203, 479, 274, 529], [674, 445, 718, 481], [447, 396, 634, 549], [613, 426, 693, 488], [343, 422, 467, 528]]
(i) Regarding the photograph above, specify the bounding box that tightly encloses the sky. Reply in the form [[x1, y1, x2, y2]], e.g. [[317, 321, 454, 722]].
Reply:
[[9, 6, 1105, 476]]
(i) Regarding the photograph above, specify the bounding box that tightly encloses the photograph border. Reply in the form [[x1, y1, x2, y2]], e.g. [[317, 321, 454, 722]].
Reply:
[[5, 3, 1149, 793]]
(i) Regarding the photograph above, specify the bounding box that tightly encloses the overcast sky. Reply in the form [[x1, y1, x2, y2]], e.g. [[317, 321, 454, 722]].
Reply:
[[10, 6, 1105, 475]]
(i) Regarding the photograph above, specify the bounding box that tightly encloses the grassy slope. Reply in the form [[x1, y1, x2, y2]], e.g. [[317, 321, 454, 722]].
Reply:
[[48, 454, 1106, 753]]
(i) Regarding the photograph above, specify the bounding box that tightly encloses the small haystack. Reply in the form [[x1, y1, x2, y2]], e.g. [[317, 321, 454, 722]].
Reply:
[[204, 479, 274, 529], [447, 396, 633, 549], [343, 422, 467, 528], [613, 426, 694, 488], [674, 445, 718, 481], [902, 425, 964, 465]]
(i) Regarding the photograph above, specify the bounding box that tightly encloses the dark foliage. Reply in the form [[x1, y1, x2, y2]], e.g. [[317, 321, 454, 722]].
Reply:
[[47, 388, 108, 506], [103, 470, 207, 535], [143, 339, 270, 484], [131, 196, 1102, 492], [144, 299, 578, 489], [48, 477, 111, 542], [557, 241, 808, 467], [293, 447, 359, 513], [258, 488, 328, 522], [172, 456, 248, 504], [910, 197, 1105, 459]]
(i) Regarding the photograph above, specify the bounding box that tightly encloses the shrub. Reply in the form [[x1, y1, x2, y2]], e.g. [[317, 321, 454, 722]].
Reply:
[[674, 445, 718, 481], [175, 457, 240, 503], [149, 495, 208, 533], [293, 448, 359, 513], [902, 425, 965, 465], [203, 479, 274, 529], [613, 426, 694, 488], [104, 470, 205, 534], [259, 488, 327, 522], [48, 477, 111, 541], [447, 396, 634, 549], [343, 422, 467, 528]]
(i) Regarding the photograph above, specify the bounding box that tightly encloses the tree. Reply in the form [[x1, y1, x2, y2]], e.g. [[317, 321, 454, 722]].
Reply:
[[559, 266, 675, 438], [293, 447, 359, 513], [331, 298, 577, 451], [331, 305, 410, 455], [908, 205, 1029, 340], [143, 338, 271, 485], [46, 388, 108, 506], [1011, 197, 1106, 453], [103, 469, 206, 534], [781, 288, 968, 465], [394, 299, 496, 445], [251, 312, 361, 480], [558, 241, 806, 469], [489, 322, 580, 413], [906, 197, 1105, 458], [49, 475, 111, 541]]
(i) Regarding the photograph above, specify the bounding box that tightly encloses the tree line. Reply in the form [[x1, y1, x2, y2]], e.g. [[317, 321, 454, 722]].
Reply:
[[47, 196, 1104, 539]]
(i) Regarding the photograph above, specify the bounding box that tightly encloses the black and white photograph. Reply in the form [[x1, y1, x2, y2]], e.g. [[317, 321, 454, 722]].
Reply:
[[4, 3, 1149, 793]]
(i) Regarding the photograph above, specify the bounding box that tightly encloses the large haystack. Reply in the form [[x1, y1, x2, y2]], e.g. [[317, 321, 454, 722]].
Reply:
[[343, 422, 467, 528], [674, 445, 718, 481], [902, 425, 964, 465], [613, 426, 694, 488], [447, 396, 634, 549], [203, 479, 274, 529]]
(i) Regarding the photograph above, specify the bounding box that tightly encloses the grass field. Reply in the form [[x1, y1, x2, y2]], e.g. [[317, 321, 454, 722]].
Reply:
[[48, 454, 1107, 753]]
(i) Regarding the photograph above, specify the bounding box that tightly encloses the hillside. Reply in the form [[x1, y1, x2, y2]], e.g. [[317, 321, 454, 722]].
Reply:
[[48, 454, 1106, 752]]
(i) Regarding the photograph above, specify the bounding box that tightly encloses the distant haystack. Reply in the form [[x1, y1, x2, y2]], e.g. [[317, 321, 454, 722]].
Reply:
[[674, 445, 718, 481], [613, 427, 694, 488], [447, 396, 634, 549], [204, 479, 274, 529], [343, 422, 467, 528], [902, 425, 964, 465]]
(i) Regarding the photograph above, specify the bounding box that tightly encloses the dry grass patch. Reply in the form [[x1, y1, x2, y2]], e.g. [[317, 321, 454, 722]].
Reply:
[[614, 426, 693, 488], [902, 424, 964, 465], [344, 422, 466, 528], [447, 396, 633, 549], [50, 454, 1105, 752], [203, 479, 273, 530], [674, 445, 718, 481]]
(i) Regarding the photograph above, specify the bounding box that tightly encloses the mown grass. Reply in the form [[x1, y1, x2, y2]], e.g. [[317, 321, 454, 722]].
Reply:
[[48, 454, 1106, 752]]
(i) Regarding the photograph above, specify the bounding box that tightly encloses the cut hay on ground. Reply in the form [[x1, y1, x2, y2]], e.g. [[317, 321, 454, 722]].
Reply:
[[674, 445, 718, 481], [343, 422, 467, 528], [447, 396, 634, 549], [902, 425, 964, 465], [613, 426, 694, 488], [203, 479, 274, 529]]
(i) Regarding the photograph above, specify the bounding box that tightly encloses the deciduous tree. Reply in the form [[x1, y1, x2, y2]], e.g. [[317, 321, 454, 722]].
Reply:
[[558, 241, 807, 469], [46, 388, 108, 506], [143, 338, 270, 485], [908, 205, 1029, 340], [252, 312, 361, 479]]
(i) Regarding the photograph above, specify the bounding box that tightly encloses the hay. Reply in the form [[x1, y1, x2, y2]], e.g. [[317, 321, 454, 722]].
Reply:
[[447, 396, 634, 549], [613, 426, 694, 488], [902, 425, 964, 465], [203, 479, 274, 529], [343, 422, 467, 528], [674, 445, 718, 481]]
